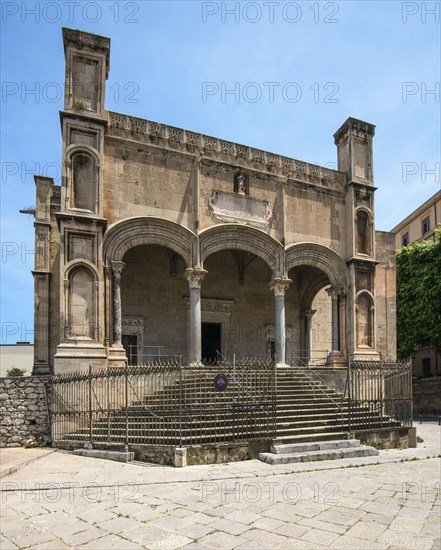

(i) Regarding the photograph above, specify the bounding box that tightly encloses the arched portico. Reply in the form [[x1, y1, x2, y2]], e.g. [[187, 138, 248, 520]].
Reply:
[[200, 225, 290, 364], [103, 216, 197, 266], [103, 217, 197, 364], [286, 243, 350, 366]]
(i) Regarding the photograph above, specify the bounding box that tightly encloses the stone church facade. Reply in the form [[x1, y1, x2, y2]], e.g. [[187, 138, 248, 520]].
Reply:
[[31, 28, 396, 375]]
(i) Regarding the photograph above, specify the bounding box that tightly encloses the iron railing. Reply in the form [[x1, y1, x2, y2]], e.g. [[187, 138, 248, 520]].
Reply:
[[349, 359, 413, 429], [50, 358, 276, 447]]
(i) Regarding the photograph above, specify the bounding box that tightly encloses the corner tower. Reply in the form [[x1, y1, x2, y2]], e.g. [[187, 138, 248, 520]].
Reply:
[[334, 118, 381, 361]]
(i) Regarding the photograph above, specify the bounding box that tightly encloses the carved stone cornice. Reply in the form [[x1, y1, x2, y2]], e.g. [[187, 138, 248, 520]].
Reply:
[[107, 111, 347, 191]]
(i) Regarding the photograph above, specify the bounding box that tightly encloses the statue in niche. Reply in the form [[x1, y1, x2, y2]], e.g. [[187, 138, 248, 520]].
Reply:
[[356, 211, 369, 255], [234, 170, 249, 195]]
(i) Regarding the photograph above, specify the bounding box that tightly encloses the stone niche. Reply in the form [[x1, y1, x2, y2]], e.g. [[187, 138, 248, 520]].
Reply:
[[209, 190, 272, 227]]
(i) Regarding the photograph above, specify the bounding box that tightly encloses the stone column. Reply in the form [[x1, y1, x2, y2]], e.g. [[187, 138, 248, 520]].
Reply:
[[270, 278, 291, 365], [185, 267, 207, 364], [111, 261, 125, 346], [326, 287, 341, 352], [304, 309, 316, 362]]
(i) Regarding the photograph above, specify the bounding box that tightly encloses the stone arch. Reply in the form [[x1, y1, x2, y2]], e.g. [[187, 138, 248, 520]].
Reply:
[[103, 217, 196, 267], [64, 262, 99, 341], [285, 242, 349, 289], [200, 224, 284, 274]]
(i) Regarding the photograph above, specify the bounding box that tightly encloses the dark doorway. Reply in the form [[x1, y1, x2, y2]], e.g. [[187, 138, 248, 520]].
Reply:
[[122, 334, 138, 365], [202, 323, 221, 363]]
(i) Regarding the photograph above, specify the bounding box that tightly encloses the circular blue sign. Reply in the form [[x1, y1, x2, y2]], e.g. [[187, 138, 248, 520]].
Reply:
[[214, 373, 228, 392]]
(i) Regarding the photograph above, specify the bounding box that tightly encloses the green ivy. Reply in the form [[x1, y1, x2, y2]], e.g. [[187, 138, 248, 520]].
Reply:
[[396, 226, 441, 358]]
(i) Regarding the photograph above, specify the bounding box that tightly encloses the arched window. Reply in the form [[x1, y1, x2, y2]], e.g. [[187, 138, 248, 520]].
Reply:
[[355, 210, 372, 255], [356, 293, 374, 348], [72, 153, 95, 211]]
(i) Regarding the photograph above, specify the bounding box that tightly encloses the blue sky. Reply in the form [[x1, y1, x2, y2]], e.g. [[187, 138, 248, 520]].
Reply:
[[1, 0, 440, 344]]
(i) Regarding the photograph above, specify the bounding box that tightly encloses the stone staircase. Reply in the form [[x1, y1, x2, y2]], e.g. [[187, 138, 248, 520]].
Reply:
[[59, 365, 401, 447], [273, 366, 400, 443], [259, 439, 378, 465]]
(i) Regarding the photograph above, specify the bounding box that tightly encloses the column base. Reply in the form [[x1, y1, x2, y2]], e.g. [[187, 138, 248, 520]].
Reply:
[[349, 349, 381, 362], [107, 344, 128, 368], [31, 363, 51, 376], [54, 342, 108, 373], [326, 351, 347, 368]]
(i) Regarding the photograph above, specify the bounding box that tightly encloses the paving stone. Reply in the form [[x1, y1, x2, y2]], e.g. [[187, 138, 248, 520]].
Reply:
[[298, 517, 347, 535], [249, 516, 285, 531], [314, 509, 362, 529], [149, 515, 192, 533], [188, 512, 218, 525], [241, 528, 289, 547], [95, 516, 141, 533], [274, 522, 310, 538], [197, 531, 248, 549], [77, 533, 143, 549], [0, 536, 18, 550], [389, 515, 425, 533], [330, 535, 386, 549], [210, 518, 251, 535], [301, 527, 340, 545], [123, 524, 192, 549], [62, 527, 108, 546], [183, 522, 216, 539], [30, 541, 72, 550], [344, 521, 387, 540], [377, 530, 435, 549], [361, 512, 394, 525], [223, 510, 262, 525], [170, 508, 195, 518]]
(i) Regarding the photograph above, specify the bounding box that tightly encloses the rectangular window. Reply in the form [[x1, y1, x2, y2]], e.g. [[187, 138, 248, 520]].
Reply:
[[422, 217, 430, 235], [402, 232, 409, 247]]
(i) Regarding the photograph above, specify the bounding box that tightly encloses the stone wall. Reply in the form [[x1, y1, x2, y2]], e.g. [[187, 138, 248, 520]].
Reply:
[[413, 377, 441, 415], [0, 377, 50, 447]]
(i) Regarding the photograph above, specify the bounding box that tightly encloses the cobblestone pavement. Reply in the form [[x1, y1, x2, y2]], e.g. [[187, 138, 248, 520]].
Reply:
[[1, 423, 440, 550]]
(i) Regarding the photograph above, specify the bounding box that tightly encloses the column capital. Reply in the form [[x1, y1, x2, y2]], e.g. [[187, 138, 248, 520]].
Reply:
[[270, 278, 292, 296], [111, 260, 125, 279], [185, 267, 208, 289], [326, 286, 343, 300], [303, 309, 317, 320]]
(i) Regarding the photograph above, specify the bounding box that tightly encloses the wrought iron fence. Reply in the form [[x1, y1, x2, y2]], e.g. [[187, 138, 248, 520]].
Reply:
[[50, 358, 276, 447], [348, 359, 413, 430]]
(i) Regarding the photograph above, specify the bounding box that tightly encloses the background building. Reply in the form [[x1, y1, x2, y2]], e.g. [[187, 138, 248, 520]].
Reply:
[[392, 190, 440, 249]]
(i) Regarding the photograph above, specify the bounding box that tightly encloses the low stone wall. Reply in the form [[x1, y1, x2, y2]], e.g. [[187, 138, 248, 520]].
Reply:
[[0, 377, 51, 447], [413, 377, 441, 415]]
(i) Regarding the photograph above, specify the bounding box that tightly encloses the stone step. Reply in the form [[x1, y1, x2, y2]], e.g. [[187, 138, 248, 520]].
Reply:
[[270, 439, 361, 454], [259, 445, 379, 465], [259, 440, 378, 465]]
